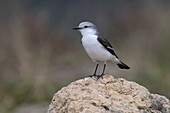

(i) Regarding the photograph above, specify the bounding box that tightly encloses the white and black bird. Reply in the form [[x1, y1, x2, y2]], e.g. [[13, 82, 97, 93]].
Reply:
[[73, 22, 130, 78]]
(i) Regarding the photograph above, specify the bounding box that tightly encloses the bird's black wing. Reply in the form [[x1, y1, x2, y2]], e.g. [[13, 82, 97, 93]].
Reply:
[[97, 34, 118, 58]]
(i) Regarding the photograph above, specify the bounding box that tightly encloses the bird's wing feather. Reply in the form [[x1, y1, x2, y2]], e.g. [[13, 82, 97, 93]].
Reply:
[[97, 34, 119, 58]]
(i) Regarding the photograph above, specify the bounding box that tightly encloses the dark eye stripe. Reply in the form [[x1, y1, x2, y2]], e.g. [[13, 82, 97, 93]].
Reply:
[[84, 26, 88, 28]]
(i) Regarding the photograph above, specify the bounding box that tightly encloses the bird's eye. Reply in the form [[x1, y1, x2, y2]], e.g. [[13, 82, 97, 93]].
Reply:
[[84, 26, 88, 28]]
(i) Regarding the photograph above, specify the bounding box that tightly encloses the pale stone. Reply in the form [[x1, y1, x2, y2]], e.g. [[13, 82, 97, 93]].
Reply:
[[48, 75, 170, 113]]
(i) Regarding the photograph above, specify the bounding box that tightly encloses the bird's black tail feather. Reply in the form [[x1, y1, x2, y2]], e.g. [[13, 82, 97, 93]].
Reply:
[[117, 62, 130, 69]]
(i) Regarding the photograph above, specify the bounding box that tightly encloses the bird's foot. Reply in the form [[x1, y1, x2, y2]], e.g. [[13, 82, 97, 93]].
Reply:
[[96, 74, 105, 80], [88, 74, 97, 78]]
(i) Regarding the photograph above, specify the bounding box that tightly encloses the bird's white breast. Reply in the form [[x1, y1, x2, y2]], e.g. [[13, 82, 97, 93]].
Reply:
[[81, 35, 114, 62]]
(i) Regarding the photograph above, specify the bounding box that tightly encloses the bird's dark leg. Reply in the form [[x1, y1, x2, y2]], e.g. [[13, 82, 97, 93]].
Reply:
[[93, 63, 99, 76], [88, 63, 99, 77], [102, 62, 106, 75], [97, 62, 106, 79]]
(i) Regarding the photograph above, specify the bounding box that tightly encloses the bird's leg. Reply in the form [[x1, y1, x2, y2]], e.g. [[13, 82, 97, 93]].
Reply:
[[97, 62, 106, 79], [93, 63, 99, 76], [88, 63, 99, 77], [101, 62, 106, 75]]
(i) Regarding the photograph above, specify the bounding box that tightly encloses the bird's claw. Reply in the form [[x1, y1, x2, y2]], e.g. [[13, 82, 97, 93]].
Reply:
[[88, 74, 105, 80], [88, 74, 97, 78], [96, 74, 105, 80]]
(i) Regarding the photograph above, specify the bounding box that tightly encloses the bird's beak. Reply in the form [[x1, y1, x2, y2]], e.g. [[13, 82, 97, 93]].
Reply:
[[73, 27, 82, 30]]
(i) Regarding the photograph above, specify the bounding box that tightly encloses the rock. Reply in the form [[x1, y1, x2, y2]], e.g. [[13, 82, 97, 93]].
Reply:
[[48, 75, 170, 113]]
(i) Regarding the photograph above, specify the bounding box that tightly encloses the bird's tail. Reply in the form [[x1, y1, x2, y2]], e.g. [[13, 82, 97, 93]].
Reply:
[[117, 61, 130, 69]]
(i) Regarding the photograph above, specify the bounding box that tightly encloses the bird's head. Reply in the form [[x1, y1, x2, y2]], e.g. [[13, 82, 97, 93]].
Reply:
[[73, 22, 98, 36]]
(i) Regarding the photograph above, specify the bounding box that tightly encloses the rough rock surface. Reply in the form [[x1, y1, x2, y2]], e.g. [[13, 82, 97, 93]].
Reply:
[[48, 75, 170, 113]]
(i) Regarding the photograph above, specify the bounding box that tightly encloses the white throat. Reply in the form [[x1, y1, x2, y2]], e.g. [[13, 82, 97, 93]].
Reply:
[[80, 28, 97, 37]]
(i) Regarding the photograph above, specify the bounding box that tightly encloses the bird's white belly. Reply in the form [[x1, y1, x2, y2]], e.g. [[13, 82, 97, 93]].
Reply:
[[82, 35, 113, 62]]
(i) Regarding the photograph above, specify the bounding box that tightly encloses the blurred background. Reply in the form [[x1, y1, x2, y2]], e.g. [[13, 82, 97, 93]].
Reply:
[[0, 0, 170, 113]]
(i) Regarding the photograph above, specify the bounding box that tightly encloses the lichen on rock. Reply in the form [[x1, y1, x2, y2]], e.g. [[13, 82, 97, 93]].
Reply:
[[48, 75, 170, 113]]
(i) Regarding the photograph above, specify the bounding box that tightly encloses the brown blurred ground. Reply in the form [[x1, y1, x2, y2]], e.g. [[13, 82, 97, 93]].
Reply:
[[0, 0, 170, 113]]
